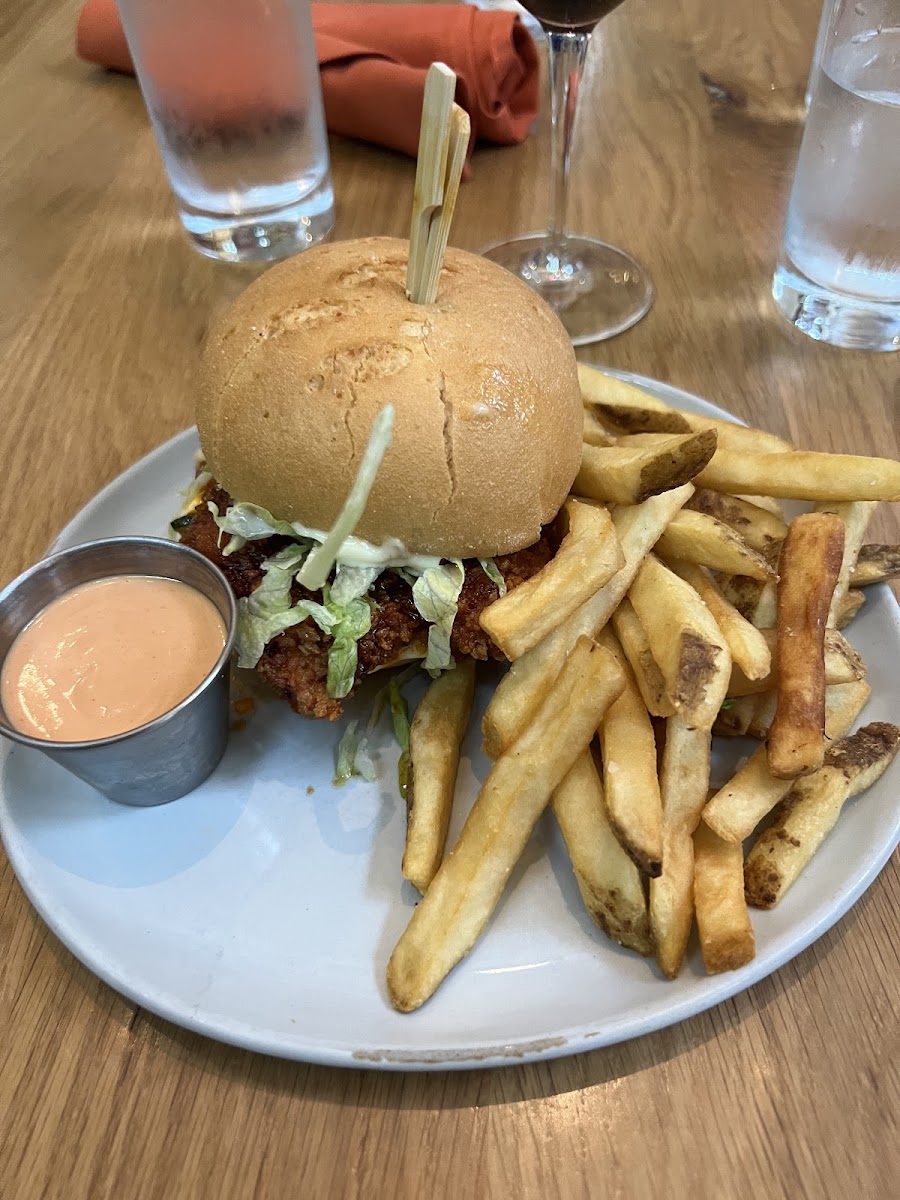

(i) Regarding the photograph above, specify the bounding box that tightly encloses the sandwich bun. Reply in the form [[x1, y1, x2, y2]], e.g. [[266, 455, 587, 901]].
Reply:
[[197, 236, 582, 559]]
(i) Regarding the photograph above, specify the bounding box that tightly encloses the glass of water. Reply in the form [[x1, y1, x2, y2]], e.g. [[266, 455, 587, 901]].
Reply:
[[116, 0, 335, 263], [773, 0, 900, 352]]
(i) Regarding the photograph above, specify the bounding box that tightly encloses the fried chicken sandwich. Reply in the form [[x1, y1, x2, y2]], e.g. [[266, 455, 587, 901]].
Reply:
[[173, 236, 582, 719]]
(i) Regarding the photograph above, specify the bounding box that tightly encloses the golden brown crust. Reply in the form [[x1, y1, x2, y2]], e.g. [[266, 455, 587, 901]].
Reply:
[[177, 477, 553, 719], [589, 403, 691, 436], [197, 237, 582, 558], [635, 428, 717, 502], [672, 631, 723, 714], [824, 721, 900, 776], [767, 513, 845, 779], [687, 488, 786, 554], [851, 544, 900, 587]]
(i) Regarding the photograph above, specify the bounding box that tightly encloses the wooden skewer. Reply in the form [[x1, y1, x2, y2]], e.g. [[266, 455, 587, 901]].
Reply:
[[417, 106, 470, 307], [406, 63, 468, 305]]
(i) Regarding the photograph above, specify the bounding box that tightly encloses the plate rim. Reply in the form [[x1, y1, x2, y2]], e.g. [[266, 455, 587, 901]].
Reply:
[[2, 367, 898, 1071]]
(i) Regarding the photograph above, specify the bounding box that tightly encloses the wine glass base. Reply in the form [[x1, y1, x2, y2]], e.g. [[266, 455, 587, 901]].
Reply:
[[479, 233, 653, 345]]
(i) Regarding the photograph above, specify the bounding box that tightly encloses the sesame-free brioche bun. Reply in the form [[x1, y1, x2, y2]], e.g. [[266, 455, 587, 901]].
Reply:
[[197, 237, 582, 559]]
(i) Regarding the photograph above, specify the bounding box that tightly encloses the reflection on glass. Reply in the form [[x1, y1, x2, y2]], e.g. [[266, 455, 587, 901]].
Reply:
[[481, 0, 652, 345]]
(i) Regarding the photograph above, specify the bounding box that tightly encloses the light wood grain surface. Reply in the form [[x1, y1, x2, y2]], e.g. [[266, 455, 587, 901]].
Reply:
[[1, 1, 898, 1197]]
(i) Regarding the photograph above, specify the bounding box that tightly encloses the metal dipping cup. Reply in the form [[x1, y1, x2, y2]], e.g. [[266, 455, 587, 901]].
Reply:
[[0, 538, 237, 806]]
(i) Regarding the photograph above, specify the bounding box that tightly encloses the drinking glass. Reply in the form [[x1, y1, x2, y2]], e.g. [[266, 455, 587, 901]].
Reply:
[[116, 0, 335, 263], [481, 1, 652, 345], [773, 0, 900, 351], [805, 0, 831, 110]]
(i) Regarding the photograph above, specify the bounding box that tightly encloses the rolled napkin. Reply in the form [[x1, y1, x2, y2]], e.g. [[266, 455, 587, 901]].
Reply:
[[75, 0, 539, 161]]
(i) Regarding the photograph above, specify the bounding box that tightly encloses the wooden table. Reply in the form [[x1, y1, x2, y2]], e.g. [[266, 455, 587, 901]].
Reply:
[[1, 1, 898, 1196]]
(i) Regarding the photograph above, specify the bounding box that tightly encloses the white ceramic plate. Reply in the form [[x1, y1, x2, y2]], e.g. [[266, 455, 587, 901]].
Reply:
[[2, 371, 898, 1071]]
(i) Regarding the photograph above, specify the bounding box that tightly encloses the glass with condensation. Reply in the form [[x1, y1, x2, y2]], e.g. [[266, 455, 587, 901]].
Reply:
[[773, 0, 900, 351], [117, 0, 335, 262]]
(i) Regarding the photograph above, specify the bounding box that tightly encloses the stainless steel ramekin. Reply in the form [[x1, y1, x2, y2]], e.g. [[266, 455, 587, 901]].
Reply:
[[0, 537, 237, 806]]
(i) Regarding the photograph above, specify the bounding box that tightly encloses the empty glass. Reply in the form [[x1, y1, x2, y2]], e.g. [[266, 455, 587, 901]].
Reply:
[[481, 2, 652, 345]]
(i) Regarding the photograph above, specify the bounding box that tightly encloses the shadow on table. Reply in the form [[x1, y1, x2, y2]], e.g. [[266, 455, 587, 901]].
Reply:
[[35, 887, 873, 1110]]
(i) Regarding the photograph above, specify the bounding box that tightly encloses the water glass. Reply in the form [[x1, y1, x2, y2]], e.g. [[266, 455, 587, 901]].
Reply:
[[773, 0, 900, 351], [804, 1, 831, 110], [117, 0, 335, 263]]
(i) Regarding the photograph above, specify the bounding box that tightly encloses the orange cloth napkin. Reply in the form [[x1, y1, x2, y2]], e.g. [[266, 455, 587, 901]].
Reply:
[[75, 1, 539, 161]]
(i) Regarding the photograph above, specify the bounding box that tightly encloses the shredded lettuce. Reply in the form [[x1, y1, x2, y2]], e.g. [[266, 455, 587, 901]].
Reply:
[[387, 676, 411, 752], [367, 664, 419, 734], [235, 546, 335, 669], [359, 665, 418, 794], [235, 599, 333, 670], [246, 545, 308, 610], [412, 560, 465, 674], [211, 501, 306, 557], [321, 568, 379, 699], [330, 564, 381, 607], [234, 549, 375, 695], [478, 558, 507, 597], [298, 405, 395, 591], [391, 566, 419, 588], [325, 590, 372, 699], [334, 720, 376, 785]]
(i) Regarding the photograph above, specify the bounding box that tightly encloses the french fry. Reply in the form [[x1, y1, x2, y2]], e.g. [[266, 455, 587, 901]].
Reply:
[[577, 367, 792, 454], [387, 638, 625, 1011], [719, 575, 778, 628], [577, 365, 691, 434], [735, 494, 786, 519], [768, 514, 845, 779], [850, 544, 900, 587], [664, 560, 771, 681], [610, 596, 674, 717], [649, 718, 711, 978], [628, 554, 731, 730], [726, 628, 865, 697], [402, 660, 476, 894], [595, 628, 663, 876], [583, 407, 616, 447], [479, 500, 623, 660], [836, 589, 866, 629], [693, 823, 755, 974], [616, 421, 792, 458], [746, 691, 778, 740], [814, 501, 876, 626], [695, 447, 900, 502], [482, 485, 693, 757], [712, 695, 759, 738], [686, 488, 787, 555], [552, 749, 653, 955], [655, 509, 776, 581], [686, 419, 791, 457], [745, 723, 900, 908], [575, 432, 716, 506], [702, 679, 871, 844]]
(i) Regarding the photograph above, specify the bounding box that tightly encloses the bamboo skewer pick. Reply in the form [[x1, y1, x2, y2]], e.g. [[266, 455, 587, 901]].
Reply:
[[406, 63, 469, 305], [418, 106, 470, 305]]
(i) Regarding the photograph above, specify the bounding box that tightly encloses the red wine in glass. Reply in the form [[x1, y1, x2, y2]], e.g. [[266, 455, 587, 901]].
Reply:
[[526, 0, 626, 29], [481, 0, 652, 344]]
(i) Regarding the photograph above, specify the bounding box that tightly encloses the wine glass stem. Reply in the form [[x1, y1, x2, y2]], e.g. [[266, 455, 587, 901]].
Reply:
[[545, 28, 591, 248]]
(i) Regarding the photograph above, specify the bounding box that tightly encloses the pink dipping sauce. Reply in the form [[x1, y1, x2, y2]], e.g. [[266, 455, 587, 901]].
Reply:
[[1, 576, 226, 742]]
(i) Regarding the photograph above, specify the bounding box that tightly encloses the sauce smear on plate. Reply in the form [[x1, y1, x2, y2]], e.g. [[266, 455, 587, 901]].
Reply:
[[1, 576, 225, 742]]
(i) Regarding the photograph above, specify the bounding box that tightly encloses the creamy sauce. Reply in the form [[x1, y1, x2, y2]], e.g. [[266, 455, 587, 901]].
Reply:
[[287, 521, 442, 572], [1, 576, 226, 742]]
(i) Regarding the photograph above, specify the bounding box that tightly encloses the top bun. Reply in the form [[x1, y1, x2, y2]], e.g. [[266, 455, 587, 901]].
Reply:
[[197, 237, 582, 559]]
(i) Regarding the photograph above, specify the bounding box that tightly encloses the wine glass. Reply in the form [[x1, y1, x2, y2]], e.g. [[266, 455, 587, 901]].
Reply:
[[481, 1, 652, 345]]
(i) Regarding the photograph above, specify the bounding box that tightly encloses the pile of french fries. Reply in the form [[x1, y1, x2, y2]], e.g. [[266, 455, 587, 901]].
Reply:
[[386, 368, 900, 1012]]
